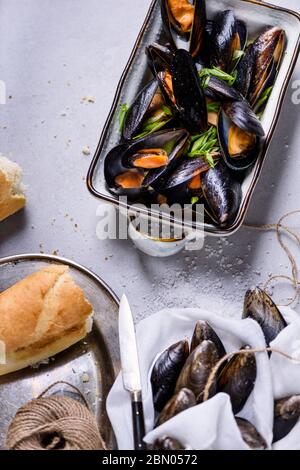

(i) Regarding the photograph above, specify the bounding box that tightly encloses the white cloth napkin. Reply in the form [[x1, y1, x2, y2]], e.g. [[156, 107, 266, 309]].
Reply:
[[106, 307, 273, 450]]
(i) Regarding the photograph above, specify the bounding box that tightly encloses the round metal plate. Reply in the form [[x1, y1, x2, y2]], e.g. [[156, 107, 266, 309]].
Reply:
[[0, 253, 120, 450]]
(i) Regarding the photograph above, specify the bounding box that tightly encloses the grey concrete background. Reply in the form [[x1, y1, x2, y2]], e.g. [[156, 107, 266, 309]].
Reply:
[[0, 0, 299, 321]]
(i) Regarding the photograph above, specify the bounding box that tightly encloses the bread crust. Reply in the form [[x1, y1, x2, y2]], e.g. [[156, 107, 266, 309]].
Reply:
[[0, 265, 93, 375], [0, 165, 26, 222]]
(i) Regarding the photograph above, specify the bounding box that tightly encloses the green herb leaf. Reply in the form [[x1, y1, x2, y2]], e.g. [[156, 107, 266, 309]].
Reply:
[[133, 106, 173, 140], [207, 102, 220, 113], [191, 196, 199, 205], [199, 67, 237, 86], [233, 50, 245, 61], [256, 86, 273, 112], [187, 126, 220, 167], [119, 103, 129, 133]]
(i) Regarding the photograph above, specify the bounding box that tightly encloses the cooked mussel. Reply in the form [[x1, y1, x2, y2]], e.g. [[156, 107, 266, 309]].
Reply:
[[160, 156, 211, 191], [151, 436, 186, 450], [151, 339, 190, 412], [236, 27, 285, 109], [217, 345, 257, 414], [191, 320, 226, 358], [122, 78, 173, 141], [236, 418, 267, 449], [243, 287, 287, 347], [201, 160, 242, 227], [210, 11, 247, 72], [147, 44, 175, 106], [171, 49, 208, 133], [104, 129, 189, 197], [273, 395, 300, 443], [156, 387, 196, 427], [161, 0, 207, 60], [175, 339, 220, 401], [218, 98, 264, 172]]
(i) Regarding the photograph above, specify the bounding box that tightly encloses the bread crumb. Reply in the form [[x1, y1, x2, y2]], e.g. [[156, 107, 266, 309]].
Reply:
[[52, 250, 58, 256], [82, 146, 91, 156], [81, 95, 95, 103], [60, 111, 67, 117], [81, 372, 90, 383]]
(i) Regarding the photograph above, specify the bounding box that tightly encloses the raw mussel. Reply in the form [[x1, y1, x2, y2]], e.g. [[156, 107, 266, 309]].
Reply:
[[104, 129, 189, 197], [151, 339, 190, 412], [122, 78, 173, 141], [191, 320, 226, 358], [161, 0, 207, 60], [236, 418, 267, 449], [151, 436, 185, 450], [243, 287, 287, 347], [273, 395, 300, 443], [210, 10, 247, 72], [156, 387, 196, 427], [201, 159, 242, 227], [217, 345, 257, 414], [175, 339, 220, 401], [235, 27, 285, 109]]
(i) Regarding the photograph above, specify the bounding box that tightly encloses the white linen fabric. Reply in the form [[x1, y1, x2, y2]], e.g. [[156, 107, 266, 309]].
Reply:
[[107, 307, 274, 450]]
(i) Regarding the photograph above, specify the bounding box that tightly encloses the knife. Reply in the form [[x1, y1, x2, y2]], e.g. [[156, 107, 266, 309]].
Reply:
[[119, 294, 146, 450]]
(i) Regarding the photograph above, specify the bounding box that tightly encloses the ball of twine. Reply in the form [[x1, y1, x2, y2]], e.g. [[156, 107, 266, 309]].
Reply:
[[5, 382, 107, 451]]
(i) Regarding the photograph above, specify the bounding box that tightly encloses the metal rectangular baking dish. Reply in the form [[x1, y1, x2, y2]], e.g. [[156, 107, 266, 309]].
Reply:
[[87, 0, 300, 236]]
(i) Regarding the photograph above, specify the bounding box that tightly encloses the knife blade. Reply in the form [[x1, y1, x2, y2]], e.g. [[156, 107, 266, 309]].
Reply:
[[119, 294, 146, 450]]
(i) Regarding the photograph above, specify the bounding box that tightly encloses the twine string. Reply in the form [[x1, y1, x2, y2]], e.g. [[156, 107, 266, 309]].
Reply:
[[5, 382, 108, 451], [243, 210, 300, 306]]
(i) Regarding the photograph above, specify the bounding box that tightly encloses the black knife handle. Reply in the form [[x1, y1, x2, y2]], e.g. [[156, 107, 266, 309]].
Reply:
[[132, 399, 146, 450]]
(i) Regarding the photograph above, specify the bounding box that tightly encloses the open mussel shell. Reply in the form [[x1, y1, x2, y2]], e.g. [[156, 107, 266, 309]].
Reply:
[[243, 287, 287, 347], [222, 100, 265, 138], [161, 0, 207, 60], [146, 44, 175, 107], [248, 27, 285, 108], [235, 27, 285, 108], [175, 339, 220, 401], [151, 436, 186, 450], [236, 418, 267, 450], [210, 10, 247, 72], [218, 108, 262, 172], [171, 49, 208, 133], [273, 395, 300, 443], [201, 160, 242, 227], [104, 129, 189, 197], [160, 156, 210, 191], [204, 76, 242, 102], [142, 128, 190, 187], [217, 345, 257, 414], [151, 339, 190, 412], [104, 143, 148, 198], [122, 78, 171, 141], [155, 387, 196, 427], [191, 320, 226, 358]]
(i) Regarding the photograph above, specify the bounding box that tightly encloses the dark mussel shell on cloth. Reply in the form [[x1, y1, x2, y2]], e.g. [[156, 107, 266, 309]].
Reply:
[[217, 345, 257, 414], [273, 395, 300, 443], [201, 160, 242, 227], [243, 287, 287, 347], [236, 418, 267, 449], [151, 339, 190, 412], [175, 339, 220, 401], [191, 320, 226, 358], [151, 435, 186, 450], [155, 387, 196, 427], [161, 0, 207, 60], [104, 128, 189, 197]]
